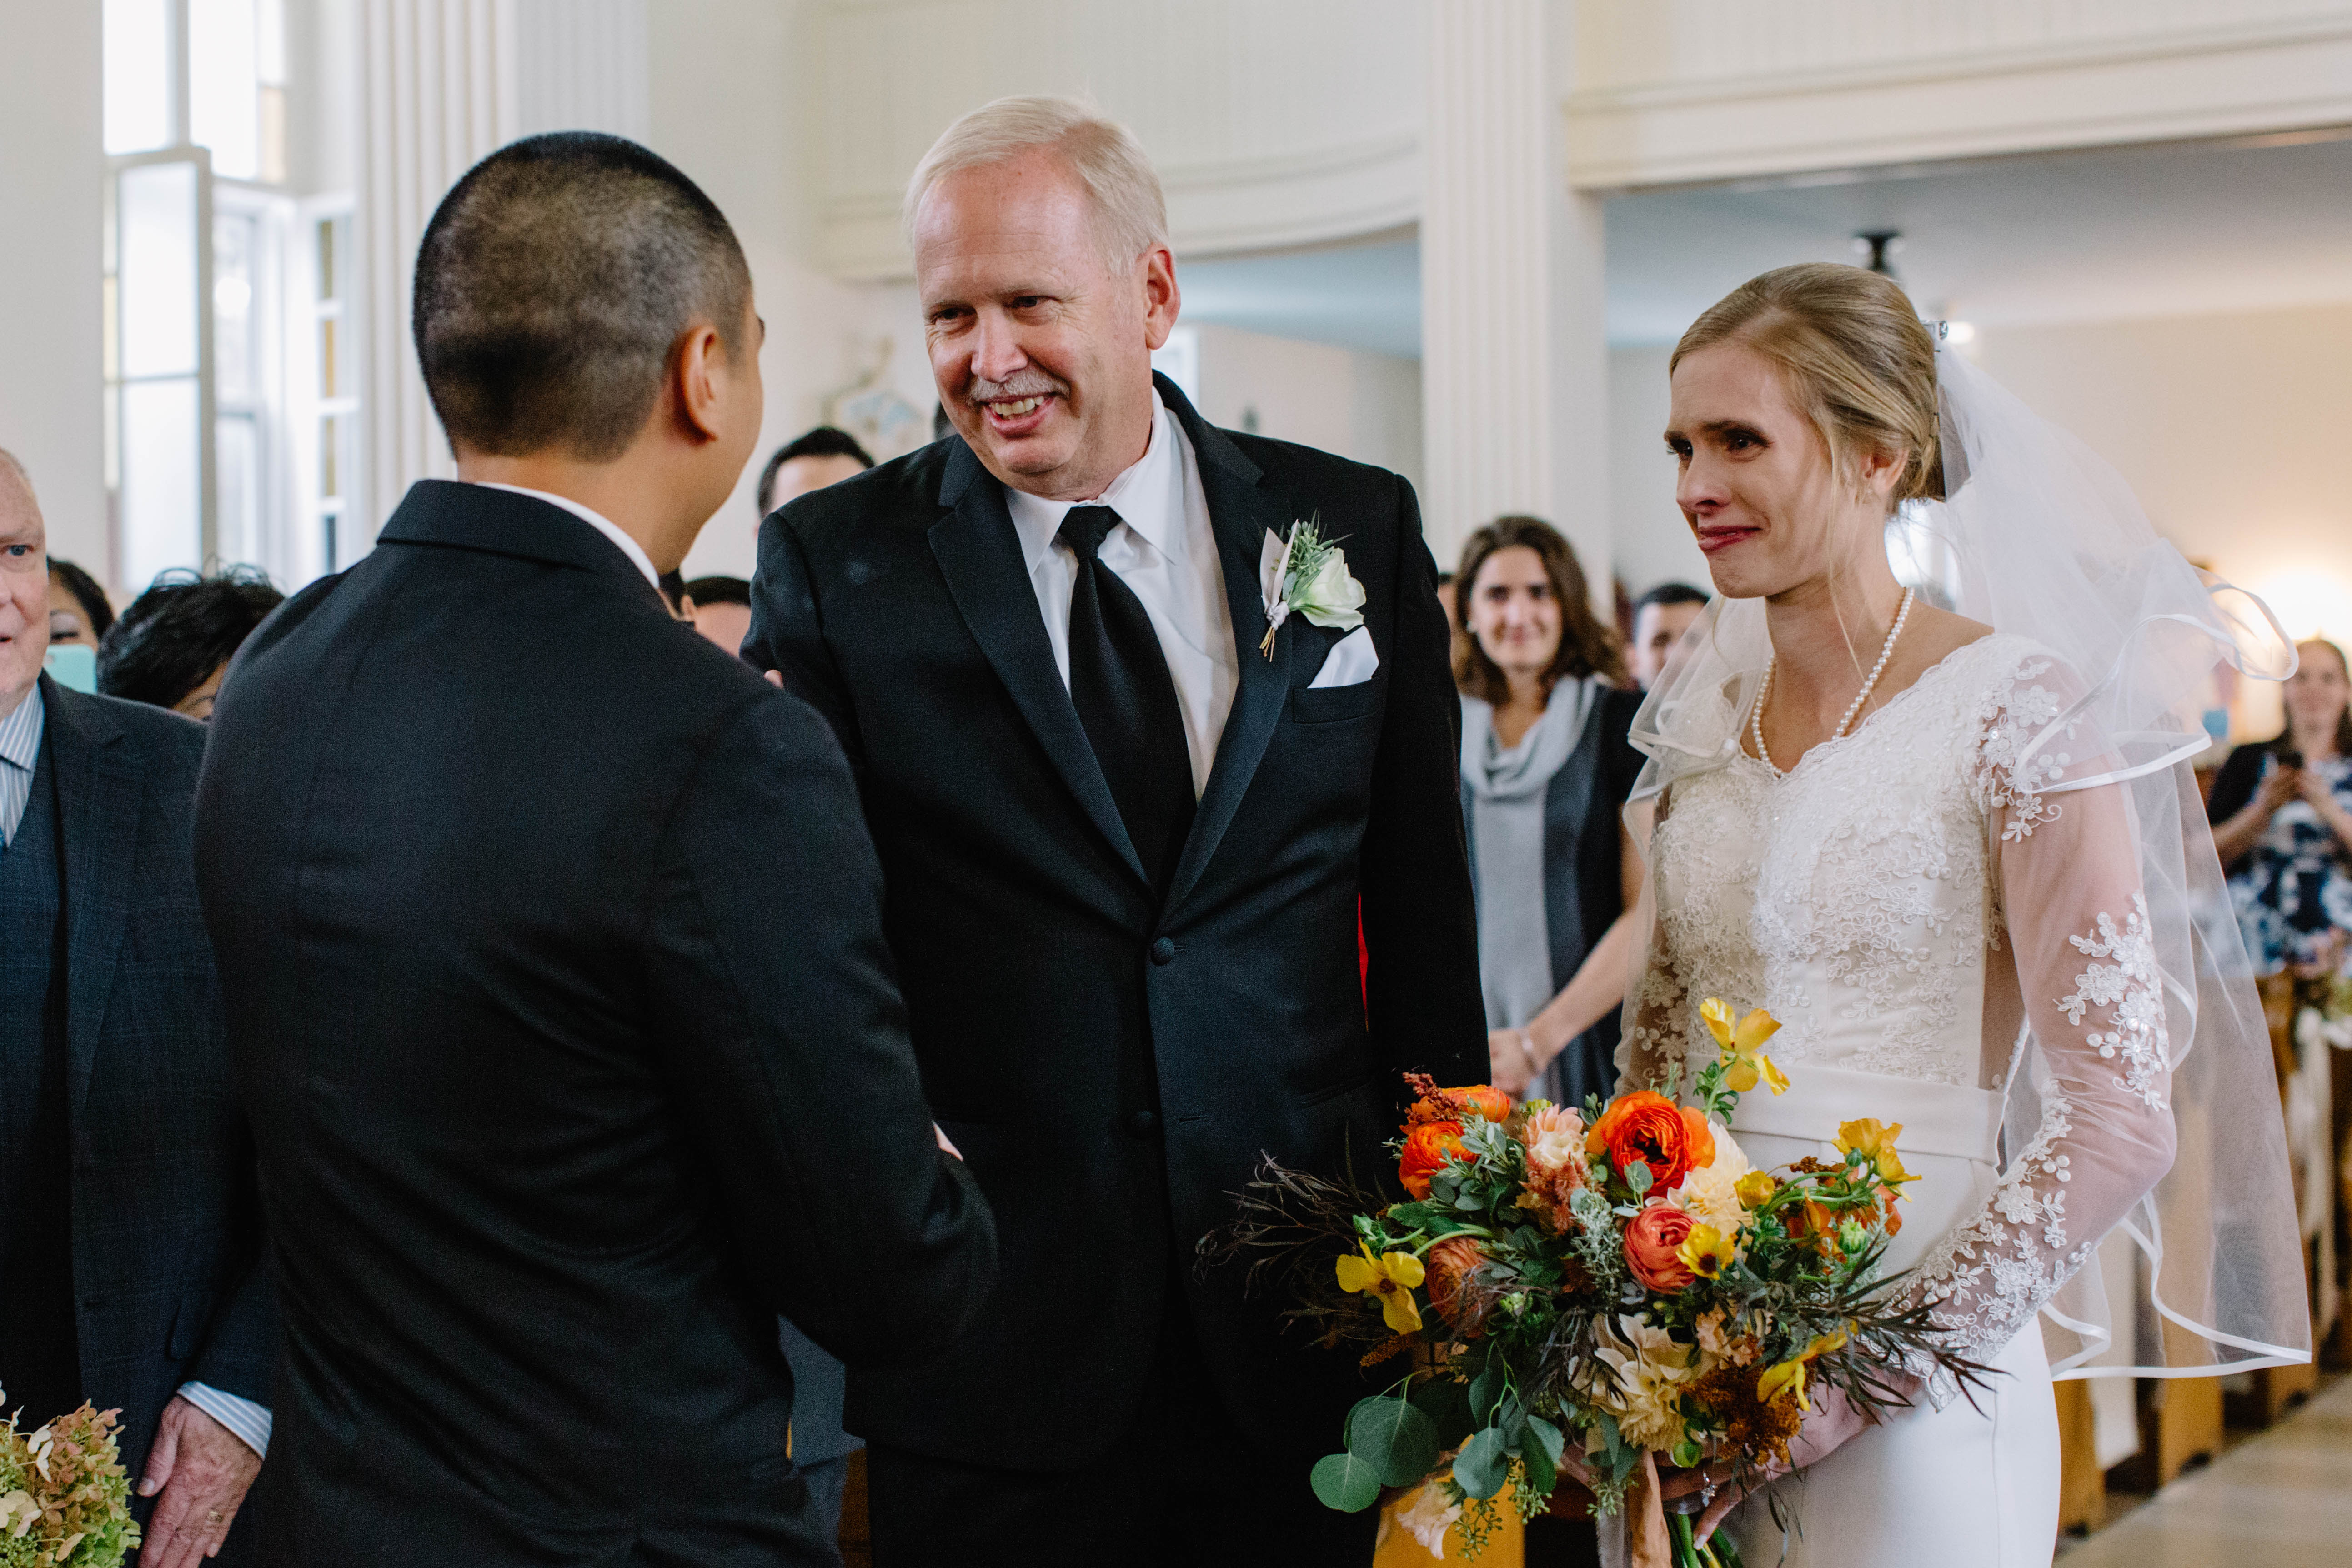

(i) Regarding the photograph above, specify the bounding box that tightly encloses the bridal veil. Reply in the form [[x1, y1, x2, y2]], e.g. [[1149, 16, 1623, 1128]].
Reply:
[[1624, 341, 2311, 1380]]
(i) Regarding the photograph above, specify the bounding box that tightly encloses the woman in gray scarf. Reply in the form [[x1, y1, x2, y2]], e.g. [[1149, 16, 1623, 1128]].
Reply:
[[1454, 516, 1648, 1112]]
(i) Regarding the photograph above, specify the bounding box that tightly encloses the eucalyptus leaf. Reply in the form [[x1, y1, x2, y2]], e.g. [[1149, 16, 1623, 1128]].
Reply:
[[1341, 1395, 1387, 1451], [1410, 1377, 1476, 1448], [1525, 1413, 1566, 1466], [1345, 1396, 1439, 1488], [1309, 1451, 1383, 1513], [1521, 1433, 1557, 1499], [1469, 1362, 1503, 1423], [1453, 1426, 1509, 1501], [1626, 1159, 1654, 1197]]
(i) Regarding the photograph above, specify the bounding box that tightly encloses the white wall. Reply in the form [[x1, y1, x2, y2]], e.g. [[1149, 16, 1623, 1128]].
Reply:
[[645, 0, 932, 581], [1975, 302, 2352, 735], [1608, 344, 1708, 600], [810, 0, 1423, 277], [1187, 323, 1424, 500], [0, 5, 106, 576]]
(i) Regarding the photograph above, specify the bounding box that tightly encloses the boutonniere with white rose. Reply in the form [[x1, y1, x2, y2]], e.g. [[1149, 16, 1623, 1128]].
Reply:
[[1259, 515, 1366, 660]]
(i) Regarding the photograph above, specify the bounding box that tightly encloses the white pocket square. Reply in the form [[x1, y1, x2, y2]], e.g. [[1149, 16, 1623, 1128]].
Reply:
[[1308, 626, 1379, 689]]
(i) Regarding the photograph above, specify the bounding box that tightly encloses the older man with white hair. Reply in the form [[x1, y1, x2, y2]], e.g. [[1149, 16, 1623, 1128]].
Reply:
[[0, 449, 276, 1567], [747, 96, 1484, 1564]]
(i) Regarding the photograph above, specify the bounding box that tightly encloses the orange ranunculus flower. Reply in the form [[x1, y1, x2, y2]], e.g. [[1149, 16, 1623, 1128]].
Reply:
[[1624, 1202, 1698, 1292], [1399, 1119, 1469, 1199], [1425, 1235, 1495, 1336], [1409, 1085, 1511, 1125], [1585, 1091, 1716, 1194]]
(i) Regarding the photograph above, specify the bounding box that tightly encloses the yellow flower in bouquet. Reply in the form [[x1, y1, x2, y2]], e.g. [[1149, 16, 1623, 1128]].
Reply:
[[1757, 1328, 1851, 1413], [1834, 1118, 1918, 1188], [1701, 997, 1789, 1095], [1335, 1243, 1426, 1334], [1733, 1170, 1779, 1210], [1677, 1223, 1736, 1280]]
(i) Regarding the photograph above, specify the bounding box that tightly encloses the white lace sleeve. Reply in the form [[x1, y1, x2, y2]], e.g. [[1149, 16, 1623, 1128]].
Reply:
[[1904, 656, 2177, 1378], [1618, 790, 1685, 1095]]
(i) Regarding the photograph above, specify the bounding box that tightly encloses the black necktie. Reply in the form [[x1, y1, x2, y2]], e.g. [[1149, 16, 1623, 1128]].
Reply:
[[1057, 505, 1196, 896]]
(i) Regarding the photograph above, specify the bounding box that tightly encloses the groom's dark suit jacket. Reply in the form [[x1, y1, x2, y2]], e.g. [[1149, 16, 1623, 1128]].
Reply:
[[194, 481, 996, 1566], [745, 375, 1484, 1468]]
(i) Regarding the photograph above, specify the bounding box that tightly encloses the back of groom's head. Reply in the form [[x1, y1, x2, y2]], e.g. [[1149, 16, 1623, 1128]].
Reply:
[[415, 132, 751, 462]]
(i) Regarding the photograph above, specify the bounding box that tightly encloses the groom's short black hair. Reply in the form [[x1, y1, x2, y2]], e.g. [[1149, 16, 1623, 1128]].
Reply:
[[414, 131, 751, 462]]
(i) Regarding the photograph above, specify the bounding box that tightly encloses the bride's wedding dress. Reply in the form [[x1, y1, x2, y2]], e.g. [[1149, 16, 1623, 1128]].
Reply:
[[1632, 631, 2174, 1566]]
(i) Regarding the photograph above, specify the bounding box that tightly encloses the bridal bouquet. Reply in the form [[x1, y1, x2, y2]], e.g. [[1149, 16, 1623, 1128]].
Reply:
[[0, 1398, 142, 1568], [1207, 1002, 1986, 1567]]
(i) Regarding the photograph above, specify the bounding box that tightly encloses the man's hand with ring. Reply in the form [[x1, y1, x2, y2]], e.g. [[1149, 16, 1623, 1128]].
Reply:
[[137, 1396, 262, 1568]]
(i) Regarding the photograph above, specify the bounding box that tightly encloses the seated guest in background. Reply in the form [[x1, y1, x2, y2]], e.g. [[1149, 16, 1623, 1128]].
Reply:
[[0, 449, 276, 1568], [1456, 516, 1646, 1116], [755, 425, 873, 521], [47, 557, 112, 649], [1628, 579, 1709, 691], [2210, 637, 2352, 975], [681, 574, 753, 656], [98, 566, 284, 719], [194, 131, 993, 1568]]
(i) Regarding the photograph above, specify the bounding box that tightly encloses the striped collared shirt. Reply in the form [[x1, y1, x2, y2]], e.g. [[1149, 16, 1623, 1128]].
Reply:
[[0, 682, 43, 847]]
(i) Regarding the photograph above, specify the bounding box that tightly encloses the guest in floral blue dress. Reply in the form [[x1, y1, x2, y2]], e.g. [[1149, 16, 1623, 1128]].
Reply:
[[2210, 638, 2352, 974]]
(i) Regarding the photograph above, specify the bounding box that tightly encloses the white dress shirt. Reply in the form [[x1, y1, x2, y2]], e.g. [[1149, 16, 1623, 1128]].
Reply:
[[0, 686, 271, 1456], [474, 482, 660, 589], [1002, 393, 1237, 797]]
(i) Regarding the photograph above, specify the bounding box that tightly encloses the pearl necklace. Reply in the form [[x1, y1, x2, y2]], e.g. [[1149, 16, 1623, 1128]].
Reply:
[[1751, 587, 1916, 777]]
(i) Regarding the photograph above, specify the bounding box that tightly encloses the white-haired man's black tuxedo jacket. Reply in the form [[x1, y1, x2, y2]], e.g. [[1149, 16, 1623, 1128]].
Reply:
[[745, 374, 1485, 1470]]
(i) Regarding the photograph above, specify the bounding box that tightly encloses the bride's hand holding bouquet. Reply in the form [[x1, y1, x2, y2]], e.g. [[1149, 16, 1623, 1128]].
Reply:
[[1207, 1000, 1985, 1567]]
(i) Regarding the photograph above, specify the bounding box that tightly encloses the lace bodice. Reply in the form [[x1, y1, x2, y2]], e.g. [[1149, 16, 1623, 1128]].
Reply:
[[1629, 634, 2176, 1366]]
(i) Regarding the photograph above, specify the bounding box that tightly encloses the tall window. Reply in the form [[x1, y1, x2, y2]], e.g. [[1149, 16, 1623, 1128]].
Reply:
[[103, 0, 343, 593]]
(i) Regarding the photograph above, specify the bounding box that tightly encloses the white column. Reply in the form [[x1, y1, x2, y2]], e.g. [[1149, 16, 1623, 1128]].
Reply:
[[0, 3, 106, 575], [1419, 0, 1610, 597], [354, 0, 647, 541]]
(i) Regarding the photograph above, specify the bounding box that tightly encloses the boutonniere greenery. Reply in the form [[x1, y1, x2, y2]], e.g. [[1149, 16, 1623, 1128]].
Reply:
[[1260, 515, 1367, 659]]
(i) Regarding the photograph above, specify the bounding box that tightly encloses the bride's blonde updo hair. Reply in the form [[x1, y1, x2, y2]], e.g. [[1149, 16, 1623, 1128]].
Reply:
[[1671, 262, 1944, 509]]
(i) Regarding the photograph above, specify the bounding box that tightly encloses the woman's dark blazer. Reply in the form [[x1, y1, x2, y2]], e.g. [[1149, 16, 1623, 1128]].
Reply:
[[1459, 686, 1649, 1106]]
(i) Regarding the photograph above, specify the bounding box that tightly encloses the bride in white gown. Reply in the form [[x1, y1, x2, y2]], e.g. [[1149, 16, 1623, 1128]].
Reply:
[[1617, 263, 2310, 1566]]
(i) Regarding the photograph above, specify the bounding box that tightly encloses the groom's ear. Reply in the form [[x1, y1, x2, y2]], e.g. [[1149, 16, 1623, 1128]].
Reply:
[[672, 321, 734, 444]]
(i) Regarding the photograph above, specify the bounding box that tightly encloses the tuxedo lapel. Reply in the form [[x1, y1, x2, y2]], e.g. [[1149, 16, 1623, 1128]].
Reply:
[[1161, 379, 1295, 917], [928, 445, 1149, 887], [43, 680, 138, 1119]]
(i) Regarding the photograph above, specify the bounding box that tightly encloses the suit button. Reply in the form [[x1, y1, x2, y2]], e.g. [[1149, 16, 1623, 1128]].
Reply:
[[1149, 937, 1177, 965], [1128, 1109, 1160, 1137]]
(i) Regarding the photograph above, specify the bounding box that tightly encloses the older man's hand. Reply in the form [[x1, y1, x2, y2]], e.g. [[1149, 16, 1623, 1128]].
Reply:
[[137, 1395, 261, 1567]]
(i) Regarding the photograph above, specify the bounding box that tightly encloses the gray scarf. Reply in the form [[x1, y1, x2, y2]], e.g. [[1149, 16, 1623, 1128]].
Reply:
[[1462, 678, 1597, 1033]]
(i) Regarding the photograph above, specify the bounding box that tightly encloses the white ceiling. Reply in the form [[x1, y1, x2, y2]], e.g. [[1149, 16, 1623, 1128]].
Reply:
[[1174, 131, 2352, 356]]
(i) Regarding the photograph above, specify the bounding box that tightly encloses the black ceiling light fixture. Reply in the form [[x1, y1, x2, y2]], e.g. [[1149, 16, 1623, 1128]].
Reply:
[[1855, 230, 1902, 277]]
